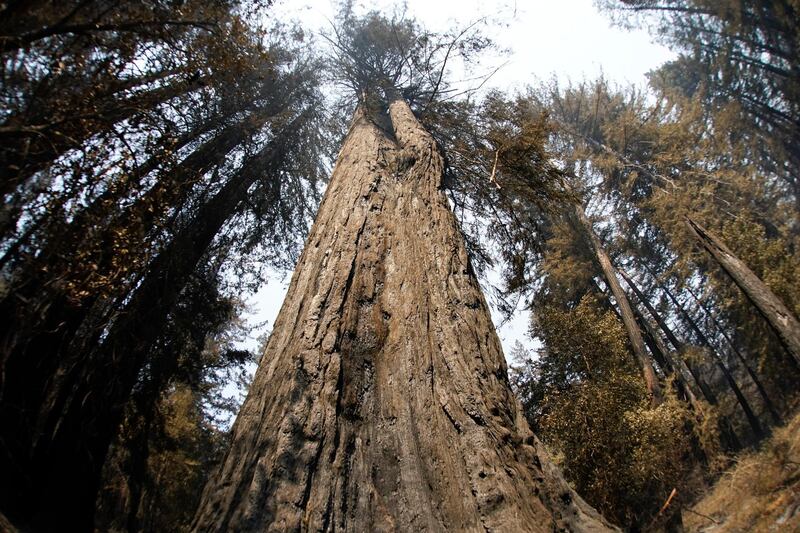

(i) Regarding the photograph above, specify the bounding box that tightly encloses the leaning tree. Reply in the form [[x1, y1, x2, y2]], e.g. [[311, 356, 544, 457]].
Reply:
[[192, 11, 616, 532]]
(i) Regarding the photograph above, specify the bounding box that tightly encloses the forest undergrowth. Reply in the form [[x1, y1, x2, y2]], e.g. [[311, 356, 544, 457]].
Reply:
[[684, 410, 800, 532]]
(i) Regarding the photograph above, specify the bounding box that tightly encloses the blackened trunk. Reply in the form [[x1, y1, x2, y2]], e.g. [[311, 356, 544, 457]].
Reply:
[[659, 281, 766, 440], [637, 266, 721, 405], [682, 279, 783, 425], [0, 111, 272, 523], [0, 112, 304, 532], [634, 307, 702, 408], [617, 269, 704, 409]]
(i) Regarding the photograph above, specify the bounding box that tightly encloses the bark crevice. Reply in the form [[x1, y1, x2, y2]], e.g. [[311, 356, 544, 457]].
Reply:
[[192, 103, 618, 532]]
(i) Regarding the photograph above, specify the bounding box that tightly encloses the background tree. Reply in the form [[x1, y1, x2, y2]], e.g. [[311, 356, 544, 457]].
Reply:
[[598, 0, 800, 215], [96, 269, 256, 532], [510, 296, 701, 530], [501, 67, 800, 527], [0, 2, 330, 530], [528, 76, 800, 443]]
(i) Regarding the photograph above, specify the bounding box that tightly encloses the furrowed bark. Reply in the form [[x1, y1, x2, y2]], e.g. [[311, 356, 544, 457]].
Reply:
[[192, 101, 617, 532], [686, 216, 800, 367], [574, 205, 663, 406]]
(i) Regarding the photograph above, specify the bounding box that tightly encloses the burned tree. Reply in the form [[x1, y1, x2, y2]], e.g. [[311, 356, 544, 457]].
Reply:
[[193, 11, 615, 532]]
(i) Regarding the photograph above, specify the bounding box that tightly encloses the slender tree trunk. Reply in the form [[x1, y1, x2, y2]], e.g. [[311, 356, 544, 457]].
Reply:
[[635, 309, 673, 374], [617, 269, 704, 409], [0, 108, 268, 481], [685, 216, 800, 367], [682, 280, 783, 424], [635, 307, 703, 408], [655, 275, 766, 440], [566, 126, 800, 368], [0, 112, 306, 532], [637, 265, 721, 403], [574, 205, 663, 405], [192, 101, 617, 532], [636, 268, 746, 449]]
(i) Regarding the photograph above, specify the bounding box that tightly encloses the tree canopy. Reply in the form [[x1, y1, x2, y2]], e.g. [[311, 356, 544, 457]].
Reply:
[[0, 1, 798, 531]]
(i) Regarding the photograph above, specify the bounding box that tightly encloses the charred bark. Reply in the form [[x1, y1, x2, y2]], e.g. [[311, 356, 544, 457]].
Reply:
[[192, 101, 616, 532], [681, 283, 783, 424], [656, 277, 766, 441]]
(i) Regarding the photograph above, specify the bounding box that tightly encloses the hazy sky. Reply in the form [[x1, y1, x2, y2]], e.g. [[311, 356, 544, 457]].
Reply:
[[241, 0, 675, 362]]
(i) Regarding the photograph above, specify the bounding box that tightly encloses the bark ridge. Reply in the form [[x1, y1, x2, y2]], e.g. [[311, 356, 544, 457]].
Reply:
[[192, 100, 617, 532]]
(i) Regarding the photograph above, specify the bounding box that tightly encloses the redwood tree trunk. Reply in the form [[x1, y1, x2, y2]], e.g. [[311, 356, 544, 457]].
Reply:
[[192, 101, 616, 532], [574, 206, 664, 405], [685, 216, 800, 367]]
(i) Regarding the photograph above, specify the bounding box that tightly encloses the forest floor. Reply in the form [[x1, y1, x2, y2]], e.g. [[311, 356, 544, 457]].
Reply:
[[683, 410, 800, 532]]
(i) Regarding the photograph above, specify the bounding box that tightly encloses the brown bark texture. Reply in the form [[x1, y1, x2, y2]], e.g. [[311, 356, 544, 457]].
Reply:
[[574, 205, 664, 406], [685, 216, 800, 368], [192, 101, 617, 532]]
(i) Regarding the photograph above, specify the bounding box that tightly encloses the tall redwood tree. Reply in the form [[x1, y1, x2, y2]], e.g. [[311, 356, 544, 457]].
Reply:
[[192, 93, 615, 530]]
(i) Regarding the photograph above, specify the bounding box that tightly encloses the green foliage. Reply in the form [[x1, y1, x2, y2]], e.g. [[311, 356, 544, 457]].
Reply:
[[424, 90, 573, 306], [143, 386, 226, 533], [534, 216, 597, 307], [324, 5, 492, 109]]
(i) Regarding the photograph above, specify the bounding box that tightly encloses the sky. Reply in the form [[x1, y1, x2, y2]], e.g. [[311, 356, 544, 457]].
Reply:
[[238, 0, 675, 364]]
